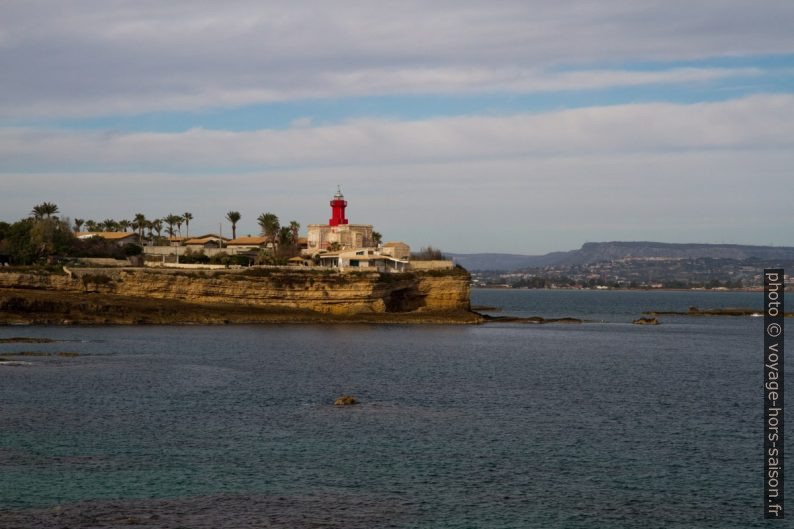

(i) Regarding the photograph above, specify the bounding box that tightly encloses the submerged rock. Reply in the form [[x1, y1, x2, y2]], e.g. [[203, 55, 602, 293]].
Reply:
[[633, 317, 660, 325], [334, 395, 358, 406]]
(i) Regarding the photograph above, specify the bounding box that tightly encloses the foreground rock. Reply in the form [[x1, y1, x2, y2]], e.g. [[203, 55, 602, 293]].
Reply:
[[334, 395, 358, 406]]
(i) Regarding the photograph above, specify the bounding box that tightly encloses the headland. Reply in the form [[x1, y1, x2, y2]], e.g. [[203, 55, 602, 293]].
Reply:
[[0, 266, 480, 325]]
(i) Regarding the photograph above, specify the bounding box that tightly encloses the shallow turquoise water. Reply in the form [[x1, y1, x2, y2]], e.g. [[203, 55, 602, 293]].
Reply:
[[0, 290, 787, 528]]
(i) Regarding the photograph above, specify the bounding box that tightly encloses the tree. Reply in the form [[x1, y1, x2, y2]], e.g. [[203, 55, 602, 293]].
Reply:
[[175, 216, 184, 237], [257, 212, 279, 251], [289, 220, 300, 241], [163, 214, 181, 240], [372, 231, 382, 246], [101, 219, 117, 232], [85, 219, 98, 232], [183, 212, 193, 238], [29, 217, 73, 260], [152, 219, 163, 240], [73, 218, 85, 233], [31, 202, 59, 219], [226, 211, 241, 240], [133, 213, 147, 244], [328, 241, 342, 252], [412, 246, 445, 261], [278, 226, 294, 246], [118, 219, 131, 232]]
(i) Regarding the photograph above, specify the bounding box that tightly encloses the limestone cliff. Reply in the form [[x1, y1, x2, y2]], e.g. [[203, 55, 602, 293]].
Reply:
[[0, 267, 478, 324]]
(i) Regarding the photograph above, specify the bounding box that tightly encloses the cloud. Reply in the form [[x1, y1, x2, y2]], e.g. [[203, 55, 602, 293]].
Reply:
[[0, 0, 792, 117], [2, 94, 793, 252], [2, 94, 793, 170]]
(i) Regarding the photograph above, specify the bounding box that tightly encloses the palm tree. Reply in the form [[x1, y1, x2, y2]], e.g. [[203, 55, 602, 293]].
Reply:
[[118, 219, 131, 232], [257, 212, 279, 252], [372, 231, 382, 247], [183, 212, 193, 238], [101, 219, 117, 232], [85, 219, 98, 232], [289, 220, 300, 241], [133, 213, 147, 244], [31, 202, 58, 219], [278, 226, 294, 246], [73, 218, 85, 233], [163, 214, 181, 240], [152, 219, 163, 241], [175, 216, 184, 237], [226, 211, 241, 240]]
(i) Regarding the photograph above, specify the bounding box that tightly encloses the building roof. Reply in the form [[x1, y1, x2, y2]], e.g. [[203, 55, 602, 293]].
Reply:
[[288, 256, 306, 262], [185, 237, 222, 245], [76, 231, 137, 240], [227, 236, 268, 245], [191, 233, 230, 241], [383, 241, 408, 247]]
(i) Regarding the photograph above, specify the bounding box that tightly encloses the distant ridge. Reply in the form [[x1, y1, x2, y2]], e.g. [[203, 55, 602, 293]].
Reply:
[[448, 241, 794, 271]]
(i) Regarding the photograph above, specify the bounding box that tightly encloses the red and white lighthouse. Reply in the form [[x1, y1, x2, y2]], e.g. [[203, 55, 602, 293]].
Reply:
[[329, 186, 348, 226]]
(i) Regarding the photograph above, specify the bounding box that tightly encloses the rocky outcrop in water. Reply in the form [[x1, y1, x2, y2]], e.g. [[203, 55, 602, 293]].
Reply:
[[0, 267, 478, 324]]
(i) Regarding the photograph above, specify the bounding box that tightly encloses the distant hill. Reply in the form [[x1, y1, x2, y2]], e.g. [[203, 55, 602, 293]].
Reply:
[[449, 242, 794, 271], [446, 252, 570, 271]]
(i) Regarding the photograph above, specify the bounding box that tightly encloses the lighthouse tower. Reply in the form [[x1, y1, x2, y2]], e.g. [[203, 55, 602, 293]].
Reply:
[[307, 187, 373, 251], [329, 186, 348, 226]]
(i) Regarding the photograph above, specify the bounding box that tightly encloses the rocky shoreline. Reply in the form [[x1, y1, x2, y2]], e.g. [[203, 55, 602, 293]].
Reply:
[[0, 267, 481, 325]]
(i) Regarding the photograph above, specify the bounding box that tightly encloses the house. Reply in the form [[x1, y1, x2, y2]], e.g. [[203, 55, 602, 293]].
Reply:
[[184, 234, 229, 250], [226, 236, 269, 253], [381, 241, 410, 260], [318, 248, 409, 272], [75, 232, 139, 246]]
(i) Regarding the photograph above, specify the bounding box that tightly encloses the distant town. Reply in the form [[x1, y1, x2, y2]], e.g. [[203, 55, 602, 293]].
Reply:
[[456, 242, 794, 290]]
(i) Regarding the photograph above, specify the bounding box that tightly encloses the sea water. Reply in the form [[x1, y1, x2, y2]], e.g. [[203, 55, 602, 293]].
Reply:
[[0, 290, 788, 528]]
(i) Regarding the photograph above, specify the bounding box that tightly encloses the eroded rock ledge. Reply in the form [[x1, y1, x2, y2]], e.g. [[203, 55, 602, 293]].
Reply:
[[0, 267, 480, 325]]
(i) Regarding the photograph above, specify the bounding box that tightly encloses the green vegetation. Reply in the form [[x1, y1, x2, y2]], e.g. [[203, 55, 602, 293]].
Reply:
[[226, 211, 241, 239], [183, 212, 193, 238], [0, 212, 135, 265], [411, 246, 447, 261]]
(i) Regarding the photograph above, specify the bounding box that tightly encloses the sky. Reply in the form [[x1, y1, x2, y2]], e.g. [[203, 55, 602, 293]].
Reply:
[[1, 0, 793, 254]]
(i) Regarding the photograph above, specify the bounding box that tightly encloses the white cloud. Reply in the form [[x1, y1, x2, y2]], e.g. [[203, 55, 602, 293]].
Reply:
[[0, 0, 792, 117], [2, 95, 793, 170], [1, 95, 793, 252]]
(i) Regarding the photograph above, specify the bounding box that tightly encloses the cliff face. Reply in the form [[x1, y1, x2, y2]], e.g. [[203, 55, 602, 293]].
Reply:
[[0, 267, 476, 324]]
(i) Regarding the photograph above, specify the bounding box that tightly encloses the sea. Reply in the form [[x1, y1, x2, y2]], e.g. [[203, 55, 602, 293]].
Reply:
[[0, 289, 788, 528]]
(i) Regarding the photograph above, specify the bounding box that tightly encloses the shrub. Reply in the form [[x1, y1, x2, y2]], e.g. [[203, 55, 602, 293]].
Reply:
[[122, 243, 143, 256]]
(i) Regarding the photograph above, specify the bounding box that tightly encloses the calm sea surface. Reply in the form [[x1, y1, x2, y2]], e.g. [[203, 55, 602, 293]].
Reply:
[[0, 290, 788, 528]]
